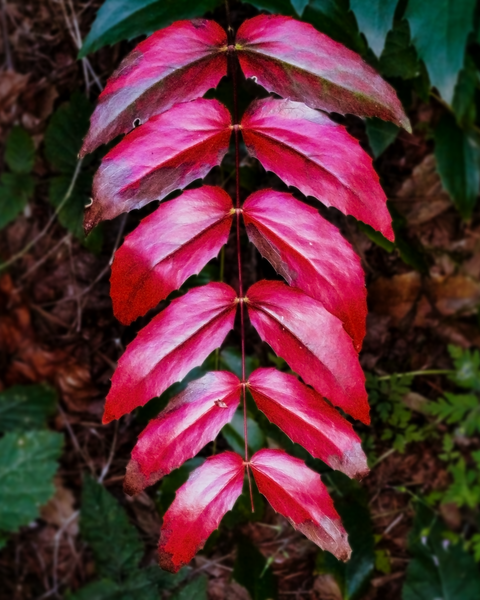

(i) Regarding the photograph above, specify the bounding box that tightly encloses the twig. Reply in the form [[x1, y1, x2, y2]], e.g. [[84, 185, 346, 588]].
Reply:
[[18, 234, 71, 282], [98, 420, 119, 483]]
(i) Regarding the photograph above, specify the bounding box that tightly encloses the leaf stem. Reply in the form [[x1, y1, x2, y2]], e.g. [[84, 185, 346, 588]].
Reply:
[[230, 35, 254, 512], [376, 369, 455, 381]]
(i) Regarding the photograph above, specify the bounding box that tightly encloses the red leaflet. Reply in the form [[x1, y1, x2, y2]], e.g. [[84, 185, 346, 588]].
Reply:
[[236, 15, 410, 131], [85, 99, 232, 232], [241, 97, 393, 240], [103, 283, 237, 423], [159, 452, 244, 572], [111, 186, 233, 325], [248, 368, 368, 478], [243, 189, 366, 350], [125, 371, 241, 495], [246, 280, 369, 424], [80, 20, 228, 156], [250, 449, 350, 560]]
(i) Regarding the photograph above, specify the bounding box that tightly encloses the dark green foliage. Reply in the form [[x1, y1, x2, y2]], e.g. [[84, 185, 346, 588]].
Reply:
[[5, 126, 35, 174], [79, 0, 223, 57], [365, 117, 399, 157], [350, 0, 397, 57], [222, 410, 265, 455], [378, 19, 420, 80], [170, 574, 208, 600], [0, 431, 63, 533], [316, 474, 375, 600], [155, 457, 204, 514], [434, 112, 480, 219], [403, 502, 480, 599], [0, 384, 57, 432], [453, 55, 478, 128], [233, 537, 277, 600]]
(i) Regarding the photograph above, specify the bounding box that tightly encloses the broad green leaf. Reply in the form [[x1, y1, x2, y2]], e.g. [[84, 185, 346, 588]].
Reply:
[[0, 431, 63, 532], [350, 0, 398, 57], [0, 172, 34, 230], [5, 126, 35, 174], [222, 411, 265, 455], [434, 112, 480, 219], [365, 117, 399, 157], [316, 473, 375, 600], [0, 384, 57, 433], [80, 475, 143, 580], [219, 346, 260, 378], [379, 19, 419, 80], [49, 172, 93, 240], [452, 54, 478, 129], [405, 0, 476, 103], [44, 92, 92, 173], [402, 502, 480, 599], [233, 537, 277, 600], [79, 0, 223, 57], [171, 575, 208, 600], [291, 0, 309, 17]]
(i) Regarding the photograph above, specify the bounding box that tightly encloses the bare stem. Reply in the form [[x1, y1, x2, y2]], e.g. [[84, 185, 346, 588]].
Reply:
[[230, 35, 254, 512]]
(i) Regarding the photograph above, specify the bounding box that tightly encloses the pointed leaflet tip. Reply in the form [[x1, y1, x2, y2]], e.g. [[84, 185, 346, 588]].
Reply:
[[111, 186, 234, 325], [243, 189, 367, 350], [158, 452, 245, 572], [86, 98, 232, 229], [250, 449, 351, 561], [124, 371, 241, 495], [241, 98, 394, 241], [246, 280, 370, 424], [248, 368, 369, 479], [236, 14, 410, 131], [80, 19, 228, 156], [103, 282, 238, 423]]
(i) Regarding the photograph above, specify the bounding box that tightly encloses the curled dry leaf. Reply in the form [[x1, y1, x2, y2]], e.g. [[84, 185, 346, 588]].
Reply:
[[250, 449, 351, 560], [111, 185, 234, 324], [104, 283, 238, 423], [125, 371, 241, 495], [159, 452, 244, 572], [241, 98, 394, 240]]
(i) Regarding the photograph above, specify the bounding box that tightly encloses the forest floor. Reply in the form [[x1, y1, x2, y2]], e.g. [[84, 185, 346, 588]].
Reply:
[[1, 1, 480, 599]]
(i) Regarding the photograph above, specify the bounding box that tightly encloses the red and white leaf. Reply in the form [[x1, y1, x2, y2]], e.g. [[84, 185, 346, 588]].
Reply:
[[125, 371, 241, 495], [85, 98, 232, 232], [81, 19, 228, 156], [243, 189, 366, 350], [246, 280, 369, 424], [241, 97, 393, 240], [111, 186, 233, 325], [104, 283, 237, 423], [248, 368, 368, 478], [159, 451, 244, 572], [250, 449, 351, 560], [236, 15, 410, 131]]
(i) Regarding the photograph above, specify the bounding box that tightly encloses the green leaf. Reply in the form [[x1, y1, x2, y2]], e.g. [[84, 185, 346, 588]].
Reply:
[[448, 345, 480, 391], [365, 117, 399, 158], [357, 221, 395, 252], [219, 346, 260, 378], [80, 475, 143, 581], [402, 502, 480, 599], [452, 55, 478, 128], [291, 0, 309, 17], [44, 92, 92, 173], [316, 474, 375, 600], [222, 410, 265, 455], [0, 431, 63, 533], [434, 112, 480, 219], [0, 384, 57, 433], [350, 0, 398, 57], [79, 0, 223, 57], [0, 172, 34, 230], [379, 19, 420, 80], [405, 0, 476, 104], [171, 575, 208, 600], [244, 0, 294, 16], [233, 537, 277, 600], [5, 126, 35, 174], [48, 172, 93, 240]]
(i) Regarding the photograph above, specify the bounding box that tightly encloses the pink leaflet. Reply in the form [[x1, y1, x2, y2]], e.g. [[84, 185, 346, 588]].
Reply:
[[241, 97, 394, 240], [110, 186, 234, 325], [124, 371, 241, 495], [159, 451, 244, 572], [85, 98, 232, 233], [236, 15, 410, 131], [103, 282, 237, 424], [242, 189, 366, 351], [246, 280, 369, 424], [248, 368, 368, 478], [250, 449, 351, 560], [80, 19, 228, 156]]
